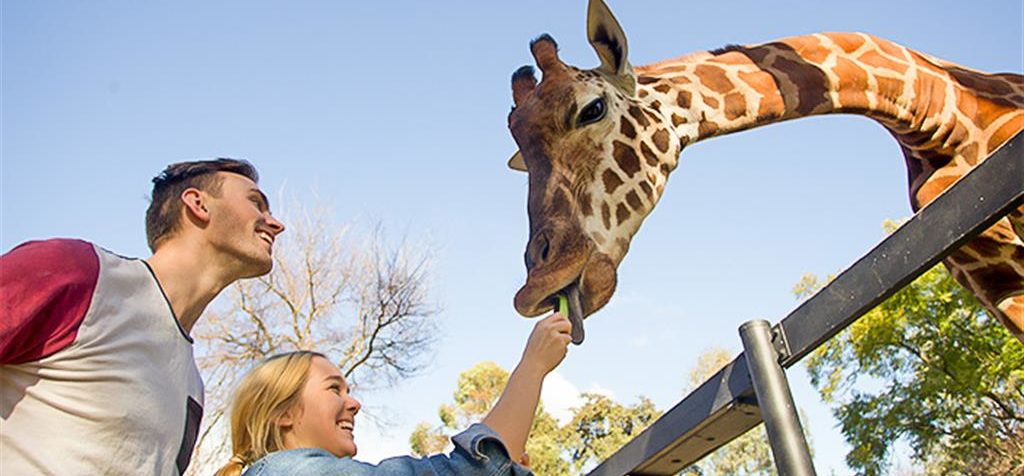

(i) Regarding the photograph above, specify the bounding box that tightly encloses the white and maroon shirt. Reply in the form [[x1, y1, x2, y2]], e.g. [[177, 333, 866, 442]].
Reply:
[[1, 239, 204, 475]]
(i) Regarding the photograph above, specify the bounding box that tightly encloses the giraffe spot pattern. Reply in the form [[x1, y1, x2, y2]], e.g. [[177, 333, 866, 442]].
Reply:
[[620, 118, 637, 139], [724, 93, 745, 121], [580, 192, 593, 217], [676, 90, 692, 108], [601, 202, 611, 230], [628, 106, 651, 127], [652, 129, 670, 153], [625, 190, 644, 212], [613, 141, 642, 178], [602, 169, 624, 194], [694, 64, 733, 94], [638, 181, 654, 201], [640, 141, 659, 166], [615, 203, 631, 225]]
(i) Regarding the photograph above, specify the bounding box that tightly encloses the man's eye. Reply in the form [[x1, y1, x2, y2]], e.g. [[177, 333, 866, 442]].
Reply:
[[578, 98, 606, 126]]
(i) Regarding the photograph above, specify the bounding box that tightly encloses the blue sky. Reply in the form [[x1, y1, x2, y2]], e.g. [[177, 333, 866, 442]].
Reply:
[[3, 1, 1022, 473]]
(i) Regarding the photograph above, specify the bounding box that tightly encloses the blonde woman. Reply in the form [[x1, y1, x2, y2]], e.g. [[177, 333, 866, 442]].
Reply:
[[215, 312, 572, 476]]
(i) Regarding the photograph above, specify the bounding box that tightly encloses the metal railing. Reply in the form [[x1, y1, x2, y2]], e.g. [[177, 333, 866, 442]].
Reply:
[[587, 131, 1024, 476]]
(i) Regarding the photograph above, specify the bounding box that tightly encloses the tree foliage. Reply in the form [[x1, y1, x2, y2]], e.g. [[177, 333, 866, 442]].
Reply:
[[187, 203, 441, 475], [798, 250, 1024, 475], [409, 361, 660, 475]]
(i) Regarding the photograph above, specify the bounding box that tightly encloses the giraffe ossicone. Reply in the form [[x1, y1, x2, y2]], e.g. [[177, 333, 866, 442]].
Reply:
[[507, 0, 1024, 343]]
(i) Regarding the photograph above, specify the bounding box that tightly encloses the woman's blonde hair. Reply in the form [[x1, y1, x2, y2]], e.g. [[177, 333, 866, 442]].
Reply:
[[213, 351, 326, 476]]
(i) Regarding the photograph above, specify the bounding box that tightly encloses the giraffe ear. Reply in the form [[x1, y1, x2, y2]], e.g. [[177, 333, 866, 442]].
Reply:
[[507, 151, 527, 172], [587, 0, 636, 95]]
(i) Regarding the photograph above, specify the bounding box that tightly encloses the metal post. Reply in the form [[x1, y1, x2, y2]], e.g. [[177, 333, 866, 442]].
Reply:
[[740, 320, 816, 476]]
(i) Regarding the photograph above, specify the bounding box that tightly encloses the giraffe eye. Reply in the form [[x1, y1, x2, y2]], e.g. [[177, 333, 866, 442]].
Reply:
[[578, 98, 606, 126]]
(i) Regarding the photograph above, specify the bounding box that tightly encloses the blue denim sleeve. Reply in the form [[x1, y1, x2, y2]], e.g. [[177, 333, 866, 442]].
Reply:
[[243, 424, 532, 476]]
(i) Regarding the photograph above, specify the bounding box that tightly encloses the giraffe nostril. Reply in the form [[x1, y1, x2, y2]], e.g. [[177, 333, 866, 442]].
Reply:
[[526, 232, 554, 269]]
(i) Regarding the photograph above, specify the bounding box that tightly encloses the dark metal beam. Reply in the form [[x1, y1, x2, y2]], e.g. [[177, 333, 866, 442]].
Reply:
[[585, 131, 1023, 476]]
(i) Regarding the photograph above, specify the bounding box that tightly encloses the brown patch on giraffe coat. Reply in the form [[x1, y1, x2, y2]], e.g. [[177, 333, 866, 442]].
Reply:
[[703, 96, 720, 108], [643, 108, 660, 124], [602, 169, 624, 194], [916, 175, 959, 207], [620, 118, 637, 139], [973, 264, 1022, 300], [637, 76, 659, 85], [628, 106, 651, 127], [613, 141, 642, 178], [659, 163, 671, 177], [875, 77, 905, 100], [781, 36, 829, 63], [638, 181, 654, 201], [650, 100, 662, 110], [832, 33, 866, 54], [676, 90, 692, 108], [874, 39, 906, 62], [858, 50, 908, 75], [639, 89, 649, 98], [670, 76, 692, 85], [988, 114, 1024, 154], [724, 93, 746, 120], [615, 203, 631, 225], [601, 202, 611, 229], [640, 141, 659, 166], [625, 190, 644, 212], [709, 51, 753, 65], [671, 113, 686, 127], [834, 57, 870, 108], [773, 55, 831, 115], [968, 235, 1004, 258], [948, 249, 979, 265], [948, 67, 1014, 97], [912, 74, 948, 126], [960, 142, 980, 166], [654, 84, 671, 94], [652, 129, 670, 152], [698, 119, 720, 137], [695, 64, 734, 94], [580, 193, 593, 217]]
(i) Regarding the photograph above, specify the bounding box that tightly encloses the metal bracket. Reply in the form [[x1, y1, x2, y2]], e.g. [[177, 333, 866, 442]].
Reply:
[[771, 324, 792, 363]]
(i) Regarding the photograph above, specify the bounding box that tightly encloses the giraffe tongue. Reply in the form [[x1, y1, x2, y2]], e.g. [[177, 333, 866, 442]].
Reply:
[[564, 283, 585, 345]]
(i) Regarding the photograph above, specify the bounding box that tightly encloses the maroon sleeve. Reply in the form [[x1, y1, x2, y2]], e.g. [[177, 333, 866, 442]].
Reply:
[[0, 238, 99, 364]]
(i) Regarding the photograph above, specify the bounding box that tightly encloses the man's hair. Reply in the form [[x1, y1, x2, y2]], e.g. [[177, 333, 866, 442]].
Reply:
[[146, 158, 259, 252]]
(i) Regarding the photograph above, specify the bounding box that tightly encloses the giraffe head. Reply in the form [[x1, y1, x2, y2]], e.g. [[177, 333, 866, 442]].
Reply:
[[507, 0, 681, 319]]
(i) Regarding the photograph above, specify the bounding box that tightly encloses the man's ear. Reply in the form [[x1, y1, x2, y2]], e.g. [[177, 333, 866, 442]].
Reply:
[[181, 188, 210, 223]]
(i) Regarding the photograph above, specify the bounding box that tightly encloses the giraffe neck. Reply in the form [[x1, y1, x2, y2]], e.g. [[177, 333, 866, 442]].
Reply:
[[635, 32, 1022, 168]]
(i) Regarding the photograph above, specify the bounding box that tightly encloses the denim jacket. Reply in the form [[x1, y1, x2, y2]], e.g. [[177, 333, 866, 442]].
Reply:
[[243, 424, 533, 476]]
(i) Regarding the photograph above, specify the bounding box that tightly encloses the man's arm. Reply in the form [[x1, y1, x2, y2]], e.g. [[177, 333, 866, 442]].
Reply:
[[0, 239, 99, 364], [482, 312, 572, 461]]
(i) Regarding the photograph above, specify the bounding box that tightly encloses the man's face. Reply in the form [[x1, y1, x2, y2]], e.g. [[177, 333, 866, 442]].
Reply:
[[285, 356, 361, 457], [204, 172, 285, 278]]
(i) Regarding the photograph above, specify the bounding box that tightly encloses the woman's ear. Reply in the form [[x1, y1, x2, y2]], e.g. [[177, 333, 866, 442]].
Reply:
[[275, 409, 295, 430]]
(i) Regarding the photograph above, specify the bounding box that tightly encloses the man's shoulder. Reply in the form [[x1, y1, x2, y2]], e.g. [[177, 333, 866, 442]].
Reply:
[[4, 237, 98, 262]]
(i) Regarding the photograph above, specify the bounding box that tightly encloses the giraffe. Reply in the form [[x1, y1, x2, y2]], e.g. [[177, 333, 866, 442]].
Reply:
[[506, 0, 1024, 343]]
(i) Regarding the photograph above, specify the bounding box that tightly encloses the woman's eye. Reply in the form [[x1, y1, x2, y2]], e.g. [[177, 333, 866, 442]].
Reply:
[[578, 98, 606, 126]]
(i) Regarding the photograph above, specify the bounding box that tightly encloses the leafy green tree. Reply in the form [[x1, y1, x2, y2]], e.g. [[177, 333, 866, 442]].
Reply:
[[562, 393, 662, 474], [411, 361, 663, 475], [408, 361, 570, 475], [798, 230, 1024, 475]]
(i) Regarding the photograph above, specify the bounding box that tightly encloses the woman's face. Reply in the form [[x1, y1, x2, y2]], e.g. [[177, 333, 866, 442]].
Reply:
[[282, 356, 362, 457]]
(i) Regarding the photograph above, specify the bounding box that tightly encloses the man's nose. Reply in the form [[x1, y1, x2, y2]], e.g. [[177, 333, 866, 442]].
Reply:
[[265, 214, 286, 235]]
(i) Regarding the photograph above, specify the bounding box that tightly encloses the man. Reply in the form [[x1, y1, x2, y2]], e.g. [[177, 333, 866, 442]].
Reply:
[[0, 158, 285, 475]]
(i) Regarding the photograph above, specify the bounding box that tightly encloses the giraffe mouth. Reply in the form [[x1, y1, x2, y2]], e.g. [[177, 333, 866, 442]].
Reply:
[[514, 250, 619, 338]]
